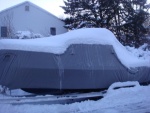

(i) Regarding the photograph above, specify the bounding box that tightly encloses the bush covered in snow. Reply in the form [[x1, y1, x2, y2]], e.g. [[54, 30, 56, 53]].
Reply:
[[125, 43, 150, 59], [14, 31, 43, 39]]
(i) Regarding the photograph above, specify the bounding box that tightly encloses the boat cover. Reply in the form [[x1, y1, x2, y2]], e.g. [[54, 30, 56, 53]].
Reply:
[[0, 44, 150, 90]]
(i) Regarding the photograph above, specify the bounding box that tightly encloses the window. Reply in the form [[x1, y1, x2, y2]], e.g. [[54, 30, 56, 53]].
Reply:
[[25, 5, 29, 11], [50, 27, 56, 35], [1, 26, 7, 37]]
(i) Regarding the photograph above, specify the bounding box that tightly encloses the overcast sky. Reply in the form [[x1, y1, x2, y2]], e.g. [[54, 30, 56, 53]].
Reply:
[[0, 0, 65, 17], [0, 0, 150, 18]]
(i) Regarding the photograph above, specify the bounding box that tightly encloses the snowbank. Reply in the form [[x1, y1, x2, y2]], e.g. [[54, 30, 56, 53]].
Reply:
[[0, 28, 149, 68]]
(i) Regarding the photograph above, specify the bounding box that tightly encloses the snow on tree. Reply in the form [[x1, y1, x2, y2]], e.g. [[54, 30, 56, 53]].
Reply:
[[62, 0, 150, 47]]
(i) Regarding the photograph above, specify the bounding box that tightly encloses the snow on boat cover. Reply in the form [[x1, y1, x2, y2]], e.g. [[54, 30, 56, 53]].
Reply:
[[0, 28, 150, 92]]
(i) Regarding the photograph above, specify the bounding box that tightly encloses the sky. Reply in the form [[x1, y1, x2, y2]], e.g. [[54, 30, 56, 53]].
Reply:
[[0, 0, 150, 18], [0, 0, 65, 18]]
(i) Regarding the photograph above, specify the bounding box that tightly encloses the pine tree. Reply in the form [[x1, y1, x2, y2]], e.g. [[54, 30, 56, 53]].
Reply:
[[62, 0, 150, 47]]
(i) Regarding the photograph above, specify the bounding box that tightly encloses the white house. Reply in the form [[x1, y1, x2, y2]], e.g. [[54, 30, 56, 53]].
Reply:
[[0, 1, 67, 38]]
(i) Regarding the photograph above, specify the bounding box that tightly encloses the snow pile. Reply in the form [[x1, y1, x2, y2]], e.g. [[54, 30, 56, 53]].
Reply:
[[14, 31, 43, 39], [0, 28, 150, 68], [107, 81, 140, 96], [9, 89, 32, 96]]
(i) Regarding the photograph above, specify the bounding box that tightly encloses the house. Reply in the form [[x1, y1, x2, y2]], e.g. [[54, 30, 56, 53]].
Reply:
[[0, 1, 67, 38]]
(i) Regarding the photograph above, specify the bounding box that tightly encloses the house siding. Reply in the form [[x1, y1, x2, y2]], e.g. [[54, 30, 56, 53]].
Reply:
[[0, 2, 67, 38]]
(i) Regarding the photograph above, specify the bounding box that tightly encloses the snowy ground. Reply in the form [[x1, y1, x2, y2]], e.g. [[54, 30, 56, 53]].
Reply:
[[0, 82, 150, 113]]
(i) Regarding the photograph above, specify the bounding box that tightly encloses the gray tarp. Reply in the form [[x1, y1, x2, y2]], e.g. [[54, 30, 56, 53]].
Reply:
[[0, 44, 150, 90]]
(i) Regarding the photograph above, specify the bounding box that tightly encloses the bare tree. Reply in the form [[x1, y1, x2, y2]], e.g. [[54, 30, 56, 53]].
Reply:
[[1, 11, 15, 38]]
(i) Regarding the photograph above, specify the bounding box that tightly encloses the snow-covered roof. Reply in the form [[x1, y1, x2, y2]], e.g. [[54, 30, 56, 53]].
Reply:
[[0, 28, 149, 68]]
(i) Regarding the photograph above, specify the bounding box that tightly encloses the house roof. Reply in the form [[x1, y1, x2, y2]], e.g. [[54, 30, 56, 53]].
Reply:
[[0, 1, 61, 20]]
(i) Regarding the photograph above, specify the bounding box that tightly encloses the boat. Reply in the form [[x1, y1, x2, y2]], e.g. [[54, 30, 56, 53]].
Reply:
[[0, 28, 150, 94]]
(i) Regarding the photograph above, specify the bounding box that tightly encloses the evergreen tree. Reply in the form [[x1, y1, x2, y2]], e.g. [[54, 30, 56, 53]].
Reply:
[[62, 0, 150, 47]]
